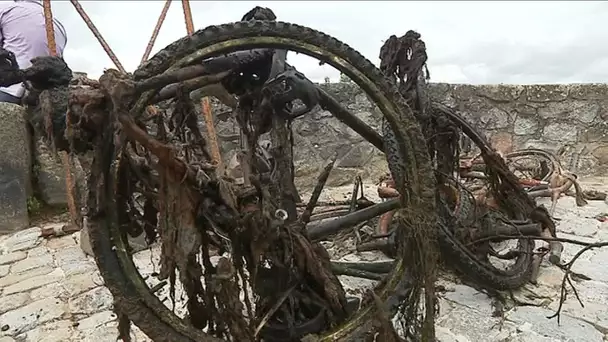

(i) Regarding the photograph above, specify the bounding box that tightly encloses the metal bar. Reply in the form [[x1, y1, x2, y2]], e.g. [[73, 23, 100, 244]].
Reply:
[[202, 97, 223, 170], [69, 0, 127, 73], [307, 198, 401, 241], [42, 0, 79, 226], [181, 0, 195, 35], [181, 0, 224, 171], [140, 0, 172, 65], [42, 0, 57, 55]]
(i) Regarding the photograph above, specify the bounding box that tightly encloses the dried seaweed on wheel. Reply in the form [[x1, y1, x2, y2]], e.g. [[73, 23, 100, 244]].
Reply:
[[379, 30, 443, 341], [7, 7, 447, 339]]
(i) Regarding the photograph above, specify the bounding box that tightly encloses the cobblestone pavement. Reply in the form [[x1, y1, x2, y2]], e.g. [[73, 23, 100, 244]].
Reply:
[[0, 183, 607, 341]]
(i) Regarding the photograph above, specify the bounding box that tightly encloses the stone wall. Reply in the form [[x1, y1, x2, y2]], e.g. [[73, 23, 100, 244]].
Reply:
[[429, 83, 608, 174], [212, 82, 608, 187], [0, 104, 31, 233], [0, 104, 78, 233], [1, 82, 606, 232]]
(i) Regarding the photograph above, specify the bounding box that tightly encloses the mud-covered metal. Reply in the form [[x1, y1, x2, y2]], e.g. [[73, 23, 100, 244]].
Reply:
[[7, 7, 584, 342]]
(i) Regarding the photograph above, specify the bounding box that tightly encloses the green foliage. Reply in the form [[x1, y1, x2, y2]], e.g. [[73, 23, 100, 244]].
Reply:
[[27, 196, 42, 215]]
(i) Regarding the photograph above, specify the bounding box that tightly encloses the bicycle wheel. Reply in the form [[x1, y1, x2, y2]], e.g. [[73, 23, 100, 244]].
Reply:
[[376, 31, 547, 291], [86, 20, 436, 342], [505, 148, 559, 183]]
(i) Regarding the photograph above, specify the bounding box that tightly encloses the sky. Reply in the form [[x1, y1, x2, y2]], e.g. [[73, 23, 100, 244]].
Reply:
[[49, 1, 608, 85]]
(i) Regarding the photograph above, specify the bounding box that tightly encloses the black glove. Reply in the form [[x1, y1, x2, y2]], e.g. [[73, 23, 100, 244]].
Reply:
[[23, 56, 72, 90], [0, 47, 24, 87]]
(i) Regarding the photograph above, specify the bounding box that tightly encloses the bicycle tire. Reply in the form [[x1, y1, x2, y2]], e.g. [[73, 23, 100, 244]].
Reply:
[[89, 20, 436, 342], [383, 116, 535, 290]]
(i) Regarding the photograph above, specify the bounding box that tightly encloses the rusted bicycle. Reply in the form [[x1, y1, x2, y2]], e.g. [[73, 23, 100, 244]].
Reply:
[[0, 8, 559, 342]]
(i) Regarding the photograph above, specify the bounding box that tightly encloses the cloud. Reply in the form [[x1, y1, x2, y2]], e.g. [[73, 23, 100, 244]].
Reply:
[[50, 1, 608, 84]]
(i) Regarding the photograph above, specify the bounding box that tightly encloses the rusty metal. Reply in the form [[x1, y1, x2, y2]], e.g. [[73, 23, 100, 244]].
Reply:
[[181, 0, 224, 171], [40, 222, 81, 238], [69, 0, 127, 74], [181, 0, 195, 35], [42, 0, 80, 226], [201, 97, 223, 170], [42, 0, 57, 55], [140, 0, 172, 65]]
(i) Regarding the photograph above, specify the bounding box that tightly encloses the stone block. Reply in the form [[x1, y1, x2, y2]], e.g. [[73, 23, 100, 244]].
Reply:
[[513, 116, 539, 135], [0, 297, 68, 336], [32, 132, 67, 206], [488, 132, 514, 154], [0, 103, 31, 234], [525, 84, 570, 102], [541, 122, 578, 143]]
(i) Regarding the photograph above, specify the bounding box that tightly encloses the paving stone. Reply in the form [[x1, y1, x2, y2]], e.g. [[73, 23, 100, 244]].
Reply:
[[503, 324, 559, 342], [62, 272, 103, 298], [0, 227, 42, 253], [436, 326, 471, 342], [53, 246, 96, 277], [21, 320, 75, 342], [131, 246, 161, 275], [72, 320, 150, 342], [555, 215, 600, 237], [46, 236, 77, 250], [74, 321, 120, 342], [0, 297, 67, 336], [68, 287, 112, 315], [436, 306, 516, 341], [0, 265, 8, 278], [551, 301, 608, 334], [76, 310, 116, 331], [506, 306, 604, 342], [29, 282, 68, 302], [0, 293, 29, 315], [544, 281, 608, 334], [0, 266, 54, 288], [570, 259, 608, 283], [0, 182, 607, 341], [130, 324, 152, 342], [27, 245, 49, 257], [10, 253, 53, 274], [442, 284, 495, 315], [568, 280, 608, 305], [0, 251, 26, 265], [2, 268, 64, 295]]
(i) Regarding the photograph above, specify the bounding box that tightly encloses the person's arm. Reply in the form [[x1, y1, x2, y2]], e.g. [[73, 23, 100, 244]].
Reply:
[[0, 6, 7, 45]]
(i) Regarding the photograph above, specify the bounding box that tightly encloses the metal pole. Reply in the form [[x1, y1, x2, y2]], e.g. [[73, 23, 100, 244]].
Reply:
[[140, 0, 172, 65], [181, 0, 223, 171], [181, 0, 195, 35], [42, 0, 79, 226], [42, 1, 57, 56], [69, 0, 127, 73]]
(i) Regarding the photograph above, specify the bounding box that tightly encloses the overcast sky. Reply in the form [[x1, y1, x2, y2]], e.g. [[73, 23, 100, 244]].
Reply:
[[50, 1, 608, 85]]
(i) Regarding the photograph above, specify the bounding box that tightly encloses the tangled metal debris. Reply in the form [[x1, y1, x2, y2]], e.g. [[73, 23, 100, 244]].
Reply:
[[1, 5, 607, 342]]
